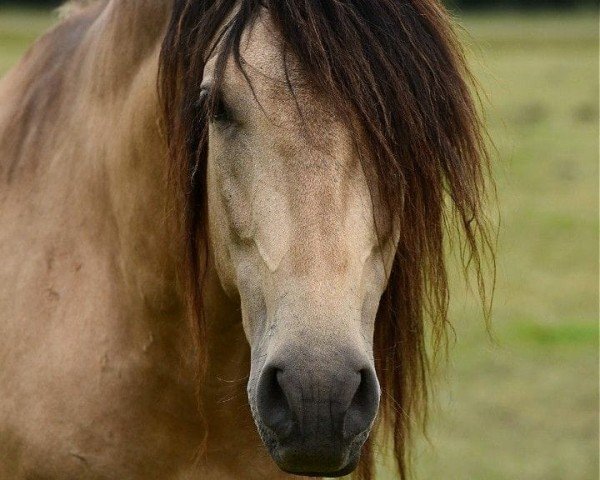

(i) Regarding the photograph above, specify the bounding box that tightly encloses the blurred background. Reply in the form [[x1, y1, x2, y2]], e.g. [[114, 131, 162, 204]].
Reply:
[[0, 1, 597, 479]]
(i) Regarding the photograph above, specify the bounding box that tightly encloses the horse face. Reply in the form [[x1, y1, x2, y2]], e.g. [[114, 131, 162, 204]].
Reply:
[[205, 18, 397, 477]]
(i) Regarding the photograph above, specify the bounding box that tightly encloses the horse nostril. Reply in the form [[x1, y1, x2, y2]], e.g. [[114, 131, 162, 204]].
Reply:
[[257, 366, 294, 439], [343, 367, 380, 439], [256, 361, 380, 447]]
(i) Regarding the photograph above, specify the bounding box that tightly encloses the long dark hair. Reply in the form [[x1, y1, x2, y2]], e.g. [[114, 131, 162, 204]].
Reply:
[[158, 1, 494, 478]]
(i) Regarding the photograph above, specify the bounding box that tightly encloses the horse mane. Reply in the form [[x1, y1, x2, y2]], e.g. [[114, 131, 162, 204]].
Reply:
[[158, 1, 495, 478]]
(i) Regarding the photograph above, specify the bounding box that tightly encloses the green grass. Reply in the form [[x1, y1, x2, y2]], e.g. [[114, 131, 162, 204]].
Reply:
[[0, 7, 598, 480]]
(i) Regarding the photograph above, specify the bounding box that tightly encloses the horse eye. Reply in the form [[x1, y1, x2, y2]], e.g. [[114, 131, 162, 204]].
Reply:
[[211, 96, 230, 123], [198, 88, 232, 124]]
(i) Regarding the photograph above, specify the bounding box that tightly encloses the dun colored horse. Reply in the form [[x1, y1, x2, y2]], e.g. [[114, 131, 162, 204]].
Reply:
[[0, 1, 492, 478]]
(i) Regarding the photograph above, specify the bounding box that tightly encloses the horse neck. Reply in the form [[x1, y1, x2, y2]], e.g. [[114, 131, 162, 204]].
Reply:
[[75, 0, 179, 313], [0, 0, 181, 315]]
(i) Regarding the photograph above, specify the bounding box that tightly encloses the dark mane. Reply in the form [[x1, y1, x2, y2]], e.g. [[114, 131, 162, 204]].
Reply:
[[158, 1, 494, 478]]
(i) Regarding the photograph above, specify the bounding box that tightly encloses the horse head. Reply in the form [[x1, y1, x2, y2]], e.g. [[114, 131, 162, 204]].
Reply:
[[160, 1, 493, 477]]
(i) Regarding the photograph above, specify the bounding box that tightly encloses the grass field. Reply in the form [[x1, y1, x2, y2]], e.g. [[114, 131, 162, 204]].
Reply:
[[416, 11, 599, 480], [0, 7, 598, 480]]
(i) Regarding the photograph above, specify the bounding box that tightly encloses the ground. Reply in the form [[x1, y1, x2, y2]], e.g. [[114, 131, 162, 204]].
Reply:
[[0, 7, 597, 480]]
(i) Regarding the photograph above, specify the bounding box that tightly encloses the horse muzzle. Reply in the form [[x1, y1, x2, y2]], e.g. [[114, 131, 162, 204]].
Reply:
[[252, 352, 380, 477]]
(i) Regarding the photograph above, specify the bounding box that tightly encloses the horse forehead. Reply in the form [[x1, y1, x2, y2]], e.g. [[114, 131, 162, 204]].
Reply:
[[241, 20, 355, 153], [211, 15, 363, 183], [231, 16, 331, 118], [239, 14, 298, 84]]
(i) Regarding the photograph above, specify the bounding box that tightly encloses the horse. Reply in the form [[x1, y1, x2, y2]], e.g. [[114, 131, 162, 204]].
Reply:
[[0, 0, 493, 478]]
